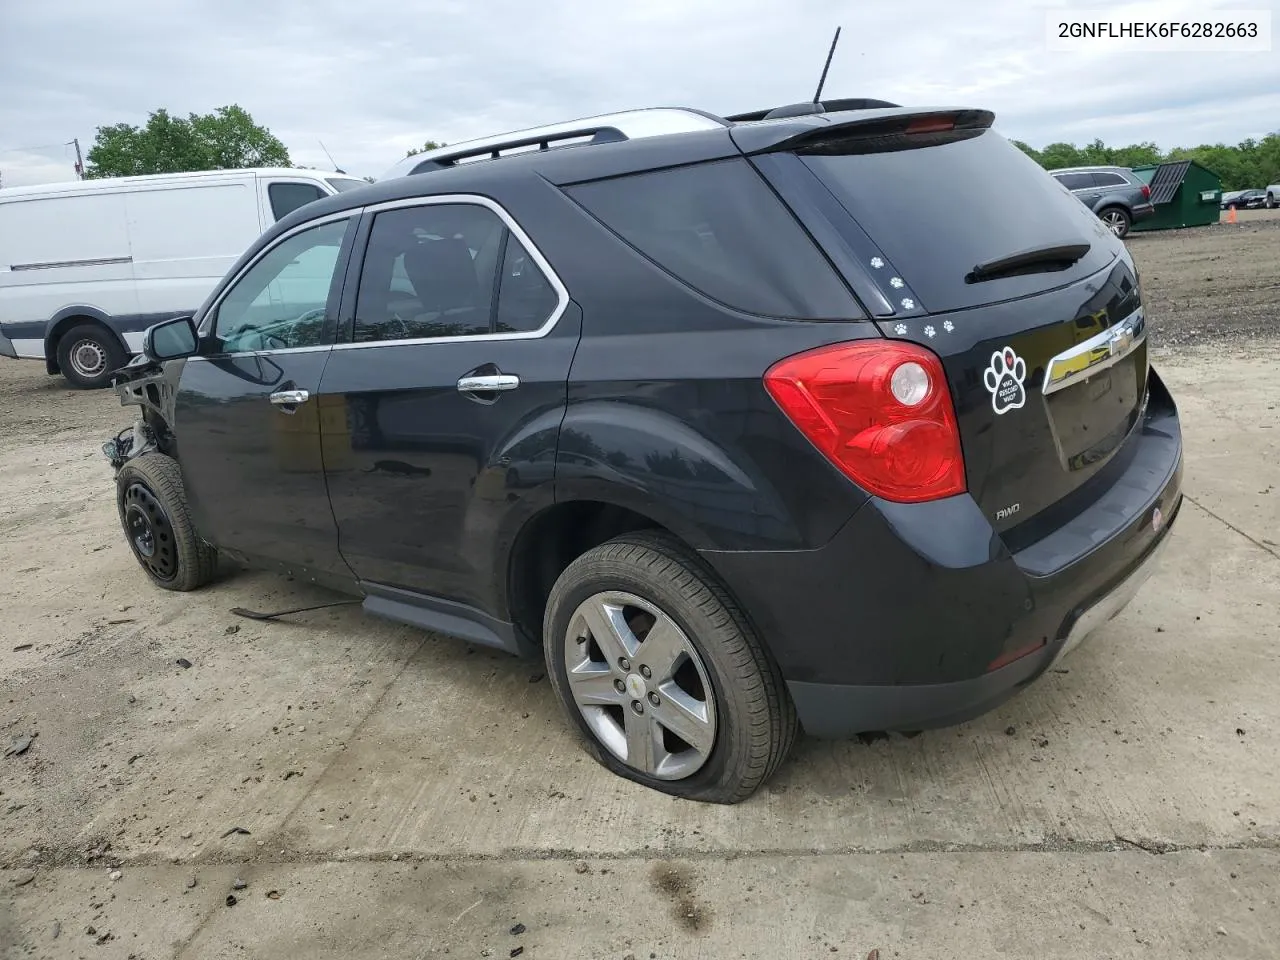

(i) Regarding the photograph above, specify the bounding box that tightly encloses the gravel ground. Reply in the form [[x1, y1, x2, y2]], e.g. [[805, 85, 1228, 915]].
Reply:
[[1129, 207, 1280, 349]]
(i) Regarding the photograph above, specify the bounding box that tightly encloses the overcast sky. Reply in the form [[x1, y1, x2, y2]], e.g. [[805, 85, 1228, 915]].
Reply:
[[1, 0, 1277, 187]]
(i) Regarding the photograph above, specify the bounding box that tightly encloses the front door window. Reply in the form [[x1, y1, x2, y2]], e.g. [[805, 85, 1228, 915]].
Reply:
[[211, 219, 349, 353]]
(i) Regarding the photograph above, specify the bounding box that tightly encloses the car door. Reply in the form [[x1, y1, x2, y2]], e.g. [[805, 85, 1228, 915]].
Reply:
[[1074, 172, 1104, 208], [175, 212, 357, 581], [316, 196, 578, 614]]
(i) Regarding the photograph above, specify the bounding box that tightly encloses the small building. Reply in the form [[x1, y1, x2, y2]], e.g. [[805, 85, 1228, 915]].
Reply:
[[1129, 160, 1223, 231]]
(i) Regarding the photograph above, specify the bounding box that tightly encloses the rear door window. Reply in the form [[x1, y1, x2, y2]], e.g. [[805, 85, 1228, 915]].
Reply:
[[565, 158, 859, 319], [1091, 172, 1129, 187], [797, 131, 1117, 313], [1054, 172, 1096, 191], [350, 202, 564, 342]]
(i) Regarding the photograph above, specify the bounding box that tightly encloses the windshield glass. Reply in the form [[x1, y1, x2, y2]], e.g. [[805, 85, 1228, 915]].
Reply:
[[326, 177, 367, 193]]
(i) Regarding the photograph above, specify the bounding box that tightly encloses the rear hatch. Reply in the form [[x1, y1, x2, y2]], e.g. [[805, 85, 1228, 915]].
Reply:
[[744, 111, 1150, 537]]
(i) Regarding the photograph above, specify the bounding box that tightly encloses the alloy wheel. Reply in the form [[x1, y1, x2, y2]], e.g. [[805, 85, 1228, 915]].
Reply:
[[1102, 211, 1127, 236], [562, 590, 717, 780]]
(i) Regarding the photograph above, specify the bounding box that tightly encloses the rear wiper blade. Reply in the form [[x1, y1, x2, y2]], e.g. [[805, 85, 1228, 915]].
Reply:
[[966, 242, 1091, 284]]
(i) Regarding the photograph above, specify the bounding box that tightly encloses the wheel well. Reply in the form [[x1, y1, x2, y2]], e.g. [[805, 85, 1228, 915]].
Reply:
[[45, 315, 125, 374], [507, 501, 673, 647]]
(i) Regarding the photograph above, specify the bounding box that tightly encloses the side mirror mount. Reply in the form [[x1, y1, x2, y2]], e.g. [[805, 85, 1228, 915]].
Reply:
[[143, 315, 199, 362]]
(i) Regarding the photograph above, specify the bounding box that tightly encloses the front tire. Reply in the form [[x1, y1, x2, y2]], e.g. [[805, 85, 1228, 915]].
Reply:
[[543, 531, 797, 803], [115, 453, 217, 591], [57, 323, 126, 390], [1099, 206, 1131, 238]]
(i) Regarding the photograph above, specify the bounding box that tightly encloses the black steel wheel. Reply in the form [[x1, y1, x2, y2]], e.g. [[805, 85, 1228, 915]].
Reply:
[[115, 453, 217, 591], [122, 481, 179, 582]]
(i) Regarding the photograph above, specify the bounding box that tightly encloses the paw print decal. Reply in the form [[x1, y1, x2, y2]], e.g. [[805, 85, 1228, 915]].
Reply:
[[894, 323, 907, 335], [924, 325, 936, 338], [901, 298, 915, 310], [943, 321, 954, 333], [870, 257, 885, 269], [983, 347, 1027, 415], [889, 277, 904, 289]]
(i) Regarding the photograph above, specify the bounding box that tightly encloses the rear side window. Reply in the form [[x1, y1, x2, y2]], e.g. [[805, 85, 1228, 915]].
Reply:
[[496, 235, 559, 333], [269, 182, 327, 220], [565, 158, 857, 319], [1092, 172, 1129, 187]]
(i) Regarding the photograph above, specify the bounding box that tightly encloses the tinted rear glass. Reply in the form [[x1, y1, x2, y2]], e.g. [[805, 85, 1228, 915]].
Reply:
[[565, 158, 860, 319], [801, 131, 1117, 312], [1092, 172, 1129, 187]]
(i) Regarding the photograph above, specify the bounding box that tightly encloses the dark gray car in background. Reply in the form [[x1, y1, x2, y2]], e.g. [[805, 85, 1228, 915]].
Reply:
[[1051, 165, 1155, 238]]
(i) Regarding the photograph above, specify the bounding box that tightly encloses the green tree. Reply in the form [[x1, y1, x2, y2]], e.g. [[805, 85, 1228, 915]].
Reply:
[[85, 105, 289, 178], [406, 140, 446, 157]]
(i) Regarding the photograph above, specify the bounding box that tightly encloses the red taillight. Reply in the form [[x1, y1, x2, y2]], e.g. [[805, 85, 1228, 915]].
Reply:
[[763, 340, 966, 503], [1141, 184, 1151, 200]]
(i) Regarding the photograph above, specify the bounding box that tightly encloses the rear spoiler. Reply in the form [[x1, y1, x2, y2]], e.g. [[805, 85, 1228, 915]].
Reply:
[[731, 108, 996, 156], [724, 98, 903, 123]]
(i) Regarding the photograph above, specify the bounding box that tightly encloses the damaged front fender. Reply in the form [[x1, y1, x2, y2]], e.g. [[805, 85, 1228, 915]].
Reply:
[[102, 355, 181, 471]]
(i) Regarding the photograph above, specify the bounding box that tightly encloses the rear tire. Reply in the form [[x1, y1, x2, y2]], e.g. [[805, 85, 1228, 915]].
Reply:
[[1099, 206, 1131, 239], [1267, 194, 1277, 209], [56, 323, 125, 390], [115, 453, 217, 591], [543, 531, 797, 804]]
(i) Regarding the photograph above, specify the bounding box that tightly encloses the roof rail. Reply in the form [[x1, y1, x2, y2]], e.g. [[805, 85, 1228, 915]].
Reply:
[[382, 108, 729, 179], [724, 97, 902, 123]]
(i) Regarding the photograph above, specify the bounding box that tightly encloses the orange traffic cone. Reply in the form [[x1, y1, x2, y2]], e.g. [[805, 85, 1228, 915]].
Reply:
[[1226, 205, 1238, 224]]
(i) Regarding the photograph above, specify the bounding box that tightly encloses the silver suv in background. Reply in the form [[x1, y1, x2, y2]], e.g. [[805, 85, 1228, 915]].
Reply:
[[1265, 182, 1280, 208], [1050, 165, 1155, 238]]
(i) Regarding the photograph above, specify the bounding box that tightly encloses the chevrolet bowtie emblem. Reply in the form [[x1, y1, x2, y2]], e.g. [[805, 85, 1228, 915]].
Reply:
[[1108, 328, 1133, 356]]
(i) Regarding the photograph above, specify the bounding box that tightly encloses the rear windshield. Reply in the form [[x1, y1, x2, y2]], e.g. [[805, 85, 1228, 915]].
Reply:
[[798, 130, 1118, 313]]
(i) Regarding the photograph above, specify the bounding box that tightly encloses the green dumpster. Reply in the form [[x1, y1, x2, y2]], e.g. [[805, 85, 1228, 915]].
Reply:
[[1128, 160, 1222, 231]]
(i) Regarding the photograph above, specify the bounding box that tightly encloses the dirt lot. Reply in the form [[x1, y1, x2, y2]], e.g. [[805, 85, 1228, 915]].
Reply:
[[2, 213, 1278, 959]]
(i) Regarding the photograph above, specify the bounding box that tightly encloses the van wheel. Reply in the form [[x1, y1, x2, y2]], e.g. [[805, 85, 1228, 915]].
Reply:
[[57, 323, 125, 389], [543, 531, 797, 804], [1099, 207, 1131, 238], [115, 453, 218, 591]]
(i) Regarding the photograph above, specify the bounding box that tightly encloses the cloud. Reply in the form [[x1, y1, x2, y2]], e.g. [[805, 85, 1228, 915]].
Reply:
[[1, 0, 1276, 187]]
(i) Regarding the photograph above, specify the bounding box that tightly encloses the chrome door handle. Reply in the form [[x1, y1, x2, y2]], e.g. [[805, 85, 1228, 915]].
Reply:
[[457, 374, 519, 393], [270, 389, 311, 408]]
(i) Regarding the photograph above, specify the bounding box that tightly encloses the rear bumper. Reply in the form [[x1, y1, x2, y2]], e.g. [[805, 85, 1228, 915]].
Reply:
[[700, 369, 1183, 738], [785, 516, 1175, 736], [1131, 202, 1156, 221]]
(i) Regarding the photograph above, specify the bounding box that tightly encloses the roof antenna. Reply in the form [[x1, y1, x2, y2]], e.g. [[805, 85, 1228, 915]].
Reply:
[[812, 26, 842, 104], [318, 140, 346, 174]]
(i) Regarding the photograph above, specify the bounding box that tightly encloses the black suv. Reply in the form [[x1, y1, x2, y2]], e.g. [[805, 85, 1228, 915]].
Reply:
[[104, 100, 1183, 804]]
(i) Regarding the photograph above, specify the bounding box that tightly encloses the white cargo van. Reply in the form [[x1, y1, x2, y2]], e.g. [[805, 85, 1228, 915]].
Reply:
[[0, 167, 367, 387]]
